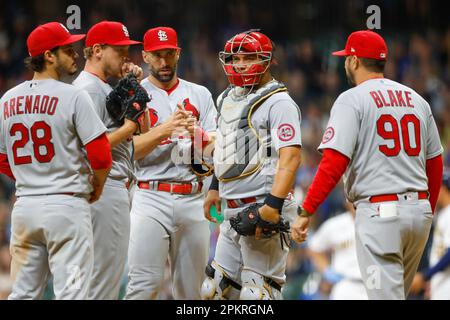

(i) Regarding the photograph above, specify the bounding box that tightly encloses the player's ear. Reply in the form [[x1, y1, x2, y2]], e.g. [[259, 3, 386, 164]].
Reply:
[[92, 44, 103, 59], [43, 49, 57, 65], [353, 56, 360, 70], [142, 51, 151, 64]]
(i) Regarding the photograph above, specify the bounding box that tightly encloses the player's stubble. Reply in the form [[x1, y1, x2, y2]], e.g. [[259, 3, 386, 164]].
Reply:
[[149, 63, 177, 83]]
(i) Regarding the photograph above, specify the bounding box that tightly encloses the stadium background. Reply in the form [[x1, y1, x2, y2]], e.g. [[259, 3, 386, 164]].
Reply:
[[0, 0, 449, 299]]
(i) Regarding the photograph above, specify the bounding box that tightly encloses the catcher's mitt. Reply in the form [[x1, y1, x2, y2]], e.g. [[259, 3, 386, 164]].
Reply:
[[229, 203, 290, 237], [105, 74, 151, 134]]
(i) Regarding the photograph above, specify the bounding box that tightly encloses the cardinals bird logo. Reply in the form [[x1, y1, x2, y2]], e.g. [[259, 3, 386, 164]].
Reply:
[[182, 98, 199, 120], [149, 108, 159, 127]]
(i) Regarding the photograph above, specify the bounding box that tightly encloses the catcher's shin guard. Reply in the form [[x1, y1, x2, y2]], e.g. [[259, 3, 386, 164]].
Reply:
[[200, 261, 241, 300], [239, 269, 283, 300]]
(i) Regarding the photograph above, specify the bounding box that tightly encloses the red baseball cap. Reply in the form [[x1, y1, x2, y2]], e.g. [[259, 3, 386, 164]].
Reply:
[[143, 27, 180, 52], [332, 30, 388, 60], [27, 22, 85, 57], [85, 21, 141, 47]]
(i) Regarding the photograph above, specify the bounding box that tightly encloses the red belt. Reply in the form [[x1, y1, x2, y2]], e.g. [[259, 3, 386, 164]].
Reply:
[[226, 191, 294, 209], [227, 197, 257, 208], [369, 191, 429, 203], [138, 181, 202, 194]]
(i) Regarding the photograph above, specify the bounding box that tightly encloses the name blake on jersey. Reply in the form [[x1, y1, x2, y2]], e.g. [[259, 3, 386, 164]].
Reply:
[[369, 90, 414, 108], [3, 95, 58, 120]]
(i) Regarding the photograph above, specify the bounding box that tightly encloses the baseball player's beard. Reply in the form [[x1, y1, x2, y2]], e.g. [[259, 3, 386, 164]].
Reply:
[[55, 63, 77, 78], [151, 65, 177, 83]]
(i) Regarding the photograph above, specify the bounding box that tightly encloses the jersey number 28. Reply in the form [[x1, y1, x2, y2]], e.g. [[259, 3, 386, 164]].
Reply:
[[10, 121, 55, 165], [376, 114, 421, 157]]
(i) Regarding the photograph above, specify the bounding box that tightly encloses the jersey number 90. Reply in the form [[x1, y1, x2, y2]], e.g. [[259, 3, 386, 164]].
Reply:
[[376, 114, 421, 157], [10, 121, 55, 165]]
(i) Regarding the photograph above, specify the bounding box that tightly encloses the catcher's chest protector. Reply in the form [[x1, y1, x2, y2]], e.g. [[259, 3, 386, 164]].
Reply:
[[214, 81, 287, 182]]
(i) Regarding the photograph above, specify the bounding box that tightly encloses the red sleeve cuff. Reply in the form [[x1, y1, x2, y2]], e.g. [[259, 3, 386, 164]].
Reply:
[[0, 153, 15, 181], [426, 154, 443, 213], [85, 133, 113, 170], [302, 148, 350, 214]]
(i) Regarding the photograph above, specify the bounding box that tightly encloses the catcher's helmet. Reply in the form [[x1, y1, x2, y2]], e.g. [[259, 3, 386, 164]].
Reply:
[[219, 30, 273, 87]]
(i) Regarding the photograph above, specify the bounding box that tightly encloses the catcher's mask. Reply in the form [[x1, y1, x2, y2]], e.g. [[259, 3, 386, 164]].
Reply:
[[219, 30, 273, 88]]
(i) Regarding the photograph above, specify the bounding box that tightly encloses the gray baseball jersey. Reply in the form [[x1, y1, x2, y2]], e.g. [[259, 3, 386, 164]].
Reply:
[[73, 71, 135, 299], [1, 78, 106, 299], [215, 81, 302, 200], [73, 71, 135, 183], [126, 77, 215, 299], [318, 78, 443, 203], [0, 79, 106, 196], [136, 78, 217, 182]]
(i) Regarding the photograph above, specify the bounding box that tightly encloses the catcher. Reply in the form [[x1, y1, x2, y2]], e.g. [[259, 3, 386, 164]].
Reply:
[[202, 30, 302, 300], [73, 21, 149, 300]]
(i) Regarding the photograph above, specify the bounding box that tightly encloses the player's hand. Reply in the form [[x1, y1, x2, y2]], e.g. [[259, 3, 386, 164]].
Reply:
[[122, 118, 139, 135], [291, 215, 310, 243], [409, 272, 426, 295], [184, 116, 197, 136], [88, 175, 105, 204], [255, 205, 280, 240], [204, 190, 221, 223], [137, 109, 150, 134], [176, 104, 196, 135], [158, 110, 188, 139], [122, 62, 144, 80]]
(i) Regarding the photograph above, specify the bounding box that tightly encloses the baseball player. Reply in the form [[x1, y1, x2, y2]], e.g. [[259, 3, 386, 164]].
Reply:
[[291, 30, 444, 300], [308, 202, 368, 300], [0, 22, 112, 299], [201, 30, 302, 300], [410, 168, 450, 299], [72, 21, 146, 300], [125, 27, 217, 300]]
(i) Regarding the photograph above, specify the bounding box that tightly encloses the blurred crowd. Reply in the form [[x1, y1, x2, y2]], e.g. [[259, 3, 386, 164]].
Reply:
[[0, 0, 449, 299]]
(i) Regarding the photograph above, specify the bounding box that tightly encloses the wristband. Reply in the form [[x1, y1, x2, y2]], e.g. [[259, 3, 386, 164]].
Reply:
[[209, 175, 219, 191], [264, 193, 285, 211]]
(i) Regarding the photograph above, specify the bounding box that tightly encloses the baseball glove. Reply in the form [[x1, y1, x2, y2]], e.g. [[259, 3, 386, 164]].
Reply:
[[229, 203, 290, 237], [105, 74, 151, 134]]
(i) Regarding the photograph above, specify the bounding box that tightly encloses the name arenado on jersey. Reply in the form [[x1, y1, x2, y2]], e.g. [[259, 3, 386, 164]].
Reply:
[[3, 95, 59, 120]]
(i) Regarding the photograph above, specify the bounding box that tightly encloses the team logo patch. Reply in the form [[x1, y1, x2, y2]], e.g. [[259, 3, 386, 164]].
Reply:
[[322, 126, 335, 144], [149, 108, 159, 127], [182, 98, 199, 119], [277, 124, 295, 142], [158, 30, 168, 41], [122, 25, 130, 38]]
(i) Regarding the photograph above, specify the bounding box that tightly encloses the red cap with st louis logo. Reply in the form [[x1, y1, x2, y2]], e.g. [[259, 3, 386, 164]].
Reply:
[[85, 21, 141, 47], [27, 22, 85, 57], [143, 27, 180, 52], [332, 30, 387, 60]]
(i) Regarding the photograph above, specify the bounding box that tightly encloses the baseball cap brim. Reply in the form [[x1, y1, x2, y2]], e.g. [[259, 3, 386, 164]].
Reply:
[[332, 49, 349, 57], [144, 44, 181, 52], [58, 34, 86, 47], [108, 39, 142, 46]]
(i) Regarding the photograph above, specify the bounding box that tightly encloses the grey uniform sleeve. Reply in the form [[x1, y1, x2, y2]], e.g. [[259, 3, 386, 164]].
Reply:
[[73, 90, 107, 145], [269, 99, 302, 151], [199, 90, 217, 133], [426, 109, 443, 159], [85, 90, 108, 123], [318, 101, 360, 159]]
